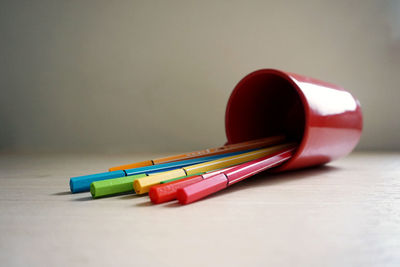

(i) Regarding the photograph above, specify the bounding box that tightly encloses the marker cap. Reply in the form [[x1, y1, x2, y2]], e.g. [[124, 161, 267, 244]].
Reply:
[[133, 169, 187, 194], [90, 173, 146, 198], [149, 175, 204, 204], [177, 174, 228, 205], [70, 170, 126, 193]]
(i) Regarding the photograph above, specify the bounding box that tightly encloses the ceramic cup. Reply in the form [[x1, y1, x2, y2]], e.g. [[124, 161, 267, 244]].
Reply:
[[225, 69, 363, 171]]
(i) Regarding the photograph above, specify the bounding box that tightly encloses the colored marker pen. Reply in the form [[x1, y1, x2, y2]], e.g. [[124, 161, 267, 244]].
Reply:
[[69, 149, 253, 193], [90, 172, 205, 199], [149, 167, 235, 204], [108, 135, 285, 171], [176, 147, 296, 204], [134, 143, 296, 194]]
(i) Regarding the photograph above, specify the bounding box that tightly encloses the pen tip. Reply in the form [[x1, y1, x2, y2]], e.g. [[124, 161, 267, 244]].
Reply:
[[90, 183, 96, 198], [176, 188, 189, 204], [148, 187, 160, 204], [133, 179, 143, 194], [69, 179, 74, 193]]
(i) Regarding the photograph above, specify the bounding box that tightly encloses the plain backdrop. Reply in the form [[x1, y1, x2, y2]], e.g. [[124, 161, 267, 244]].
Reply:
[[1, 0, 399, 153]]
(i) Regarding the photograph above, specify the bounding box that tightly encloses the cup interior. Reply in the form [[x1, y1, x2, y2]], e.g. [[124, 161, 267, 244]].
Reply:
[[225, 70, 306, 145]]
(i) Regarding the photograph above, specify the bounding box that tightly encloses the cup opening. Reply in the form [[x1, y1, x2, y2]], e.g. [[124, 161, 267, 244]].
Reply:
[[225, 69, 306, 147]]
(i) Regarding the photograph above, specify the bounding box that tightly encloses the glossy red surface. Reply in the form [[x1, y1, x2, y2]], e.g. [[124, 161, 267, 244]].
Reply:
[[225, 69, 362, 171]]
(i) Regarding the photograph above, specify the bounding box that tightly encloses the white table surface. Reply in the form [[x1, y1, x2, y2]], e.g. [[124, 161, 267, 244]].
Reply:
[[0, 152, 399, 267]]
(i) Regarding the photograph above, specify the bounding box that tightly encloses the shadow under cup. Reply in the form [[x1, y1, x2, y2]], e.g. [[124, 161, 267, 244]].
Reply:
[[225, 69, 363, 171]]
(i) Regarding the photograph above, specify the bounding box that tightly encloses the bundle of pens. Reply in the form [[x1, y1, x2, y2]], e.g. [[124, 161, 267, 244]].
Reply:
[[69, 136, 297, 204]]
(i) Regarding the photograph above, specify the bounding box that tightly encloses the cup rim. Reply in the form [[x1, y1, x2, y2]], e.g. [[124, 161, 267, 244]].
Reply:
[[225, 68, 310, 171]]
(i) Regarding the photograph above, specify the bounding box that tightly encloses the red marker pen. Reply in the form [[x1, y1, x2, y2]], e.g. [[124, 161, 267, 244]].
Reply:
[[176, 147, 296, 205], [149, 166, 236, 204]]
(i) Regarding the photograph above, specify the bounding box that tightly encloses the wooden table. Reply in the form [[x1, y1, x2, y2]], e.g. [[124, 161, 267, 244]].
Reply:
[[0, 152, 399, 267]]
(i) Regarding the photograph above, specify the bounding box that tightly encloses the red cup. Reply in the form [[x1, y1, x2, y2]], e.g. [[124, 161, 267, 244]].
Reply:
[[225, 69, 363, 171]]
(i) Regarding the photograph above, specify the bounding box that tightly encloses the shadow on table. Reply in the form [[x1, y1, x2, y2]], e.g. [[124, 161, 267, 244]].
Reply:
[[163, 164, 341, 207], [72, 196, 93, 201], [135, 201, 154, 207], [71, 191, 146, 201], [119, 193, 148, 200], [52, 191, 71, 196], [52, 188, 147, 201], [241, 164, 340, 187], [51, 190, 92, 201]]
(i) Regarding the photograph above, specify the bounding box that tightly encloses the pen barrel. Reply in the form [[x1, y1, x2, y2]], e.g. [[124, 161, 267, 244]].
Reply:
[[108, 160, 153, 172], [227, 149, 294, 185], [184, 143, 294, 175], [225, 69, 362, 171]]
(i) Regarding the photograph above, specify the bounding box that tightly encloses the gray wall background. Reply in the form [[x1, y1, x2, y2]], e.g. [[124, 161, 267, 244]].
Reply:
[[1, 0, 399, 153]]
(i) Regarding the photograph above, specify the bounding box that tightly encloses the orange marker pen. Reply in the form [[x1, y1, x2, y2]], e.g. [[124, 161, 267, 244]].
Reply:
[[108, 135, 285, 171]]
